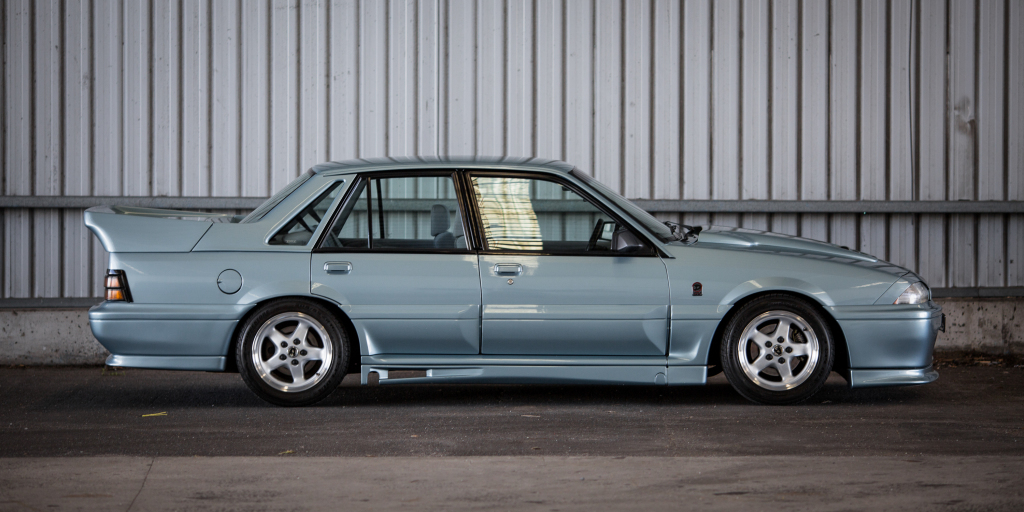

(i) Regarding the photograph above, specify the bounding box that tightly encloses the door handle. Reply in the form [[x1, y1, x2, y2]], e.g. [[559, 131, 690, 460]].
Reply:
[[493, 263, 523, 276], [324, 261, 353, 274]]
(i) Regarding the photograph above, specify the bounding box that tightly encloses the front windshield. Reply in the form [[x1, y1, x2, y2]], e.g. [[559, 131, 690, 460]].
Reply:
[[570, 169, 675, 242], [240, 170, 315, 223]]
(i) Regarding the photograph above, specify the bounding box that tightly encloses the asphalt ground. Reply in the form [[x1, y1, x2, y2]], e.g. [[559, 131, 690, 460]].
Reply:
[[1, 365, 1022, 457], [1, 364, 1022, 510]]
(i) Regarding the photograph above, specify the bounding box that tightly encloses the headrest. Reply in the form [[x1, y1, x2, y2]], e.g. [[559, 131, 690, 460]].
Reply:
[[452, 214, 464, 238], [430, 204, 450, 236]]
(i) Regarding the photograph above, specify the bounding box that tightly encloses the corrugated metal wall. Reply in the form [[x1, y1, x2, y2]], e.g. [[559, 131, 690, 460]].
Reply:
[[2, 0, 1022, 299]]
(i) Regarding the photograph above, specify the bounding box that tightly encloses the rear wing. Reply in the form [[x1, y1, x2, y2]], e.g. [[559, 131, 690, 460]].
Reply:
[[84, 206, 236, 253]]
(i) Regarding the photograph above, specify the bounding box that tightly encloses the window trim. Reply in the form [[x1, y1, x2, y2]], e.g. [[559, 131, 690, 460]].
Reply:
[[464, 170, 660, 258], [265, 179, 346, 247], [313, 170, 477, 254]]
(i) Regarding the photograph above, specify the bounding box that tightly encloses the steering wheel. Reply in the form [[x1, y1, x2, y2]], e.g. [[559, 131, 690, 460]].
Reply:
[[585, 219, 606, 252]]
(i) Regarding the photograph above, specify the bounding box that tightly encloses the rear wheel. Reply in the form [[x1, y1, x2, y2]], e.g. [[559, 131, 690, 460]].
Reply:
[[720, 294, 834, 405], [236, 299, 348, 406]]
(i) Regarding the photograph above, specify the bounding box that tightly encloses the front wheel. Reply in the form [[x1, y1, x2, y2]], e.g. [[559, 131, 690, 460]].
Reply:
[[236, 299, 349, 406], [720, 294, 834, 405]]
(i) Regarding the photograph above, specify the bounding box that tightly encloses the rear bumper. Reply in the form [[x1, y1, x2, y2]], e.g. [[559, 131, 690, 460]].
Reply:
[[105, 354, 226, 371], [89, 302, 252, 369]]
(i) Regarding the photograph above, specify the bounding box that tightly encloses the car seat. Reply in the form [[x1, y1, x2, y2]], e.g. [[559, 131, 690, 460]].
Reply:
[[431, 204, 456, 249]]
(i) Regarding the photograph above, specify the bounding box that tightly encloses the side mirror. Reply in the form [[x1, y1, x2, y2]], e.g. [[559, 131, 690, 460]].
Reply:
[[612, 228, 646, 254]]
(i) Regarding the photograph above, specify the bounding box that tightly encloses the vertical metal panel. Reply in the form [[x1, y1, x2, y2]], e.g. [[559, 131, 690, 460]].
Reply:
[[651, 0, 679, 204], [241, 0, 269, 197], [310, 0, 330, 166], [3, 0, 1024, 299], [888, 0, 915, 271], [594, 0, 622, 190], [330, 0, 359, 159], [1009, 1, 1024, 285], [182, 0, 211, 196], [624, 0, 650, 197], [269, 0, 299, 190], [300, 0, 327, 169], [740, 0, 769, 232], [710, 0, 740, 234], [564, 0, 592, 172], [446, 0, 474, 155], [916, 0, 948, 286], [829, 0, 857, 251], [948, 0, 977, 287], [124, 0, 151, 198], [770, 0, 797, 201], [682, 0, 709, 202], [63, 0, 94, 297], [712, 0, 739, 201], [6, 0, 32, 197], [32, 1, 61, 298], [769, 0, 798, 236], [475, 0, 504, 155], [153, 0, 182, 198], [976, 0, 1006, 286], [212, 0, 240, 196], [4, 210, 31, 298], [534, 0, 562, 160], [858, 0, 887, 258], [505, 0, 533, 157], [799, 0, 828, 243], [389, 0, 416, 155], [5, 1, 32, 298]]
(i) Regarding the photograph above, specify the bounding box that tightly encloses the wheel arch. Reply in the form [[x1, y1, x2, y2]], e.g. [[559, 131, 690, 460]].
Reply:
[[706, 290, 851, 375], [225, 294, 361, 375]]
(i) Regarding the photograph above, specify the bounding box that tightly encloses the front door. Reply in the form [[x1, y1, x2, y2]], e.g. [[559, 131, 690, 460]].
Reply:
[[311, 173, 481, 355], [469, 172, 670, 356]]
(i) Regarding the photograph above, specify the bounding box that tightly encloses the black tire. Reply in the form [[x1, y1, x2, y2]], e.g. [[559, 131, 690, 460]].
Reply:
[[720, 294, 834, 405], [236, 299, 349, 406]]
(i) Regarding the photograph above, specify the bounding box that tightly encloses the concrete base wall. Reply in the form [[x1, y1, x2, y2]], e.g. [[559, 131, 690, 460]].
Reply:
[[936, 298, 1023, 354], [0, 309, 109, 365], [2, 298, 1022, 365]]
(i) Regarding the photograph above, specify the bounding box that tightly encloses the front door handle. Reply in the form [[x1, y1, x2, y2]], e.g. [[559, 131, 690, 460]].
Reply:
[[324, 261, 353, 274], [493, 263, 523, 276]]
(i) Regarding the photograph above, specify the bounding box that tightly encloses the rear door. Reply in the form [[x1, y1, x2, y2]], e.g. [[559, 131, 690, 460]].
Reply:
[[311, 172, 481, 355], [468, 171, 671, 356]]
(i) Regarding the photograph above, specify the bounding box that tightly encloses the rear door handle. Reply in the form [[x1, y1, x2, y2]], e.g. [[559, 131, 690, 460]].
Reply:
[[493, 263, 523, 276], [324, 261, 353, 274]]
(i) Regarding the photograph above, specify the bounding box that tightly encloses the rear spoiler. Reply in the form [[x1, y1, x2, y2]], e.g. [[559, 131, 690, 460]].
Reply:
[[84, 206, 236, 253]]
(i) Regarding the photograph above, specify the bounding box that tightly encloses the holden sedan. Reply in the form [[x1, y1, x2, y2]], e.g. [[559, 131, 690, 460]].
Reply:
[[85, 157, 943, 406]]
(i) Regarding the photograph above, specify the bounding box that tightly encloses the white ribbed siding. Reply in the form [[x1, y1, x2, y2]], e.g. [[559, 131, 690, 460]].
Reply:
[[1, 0, 1023, 298]]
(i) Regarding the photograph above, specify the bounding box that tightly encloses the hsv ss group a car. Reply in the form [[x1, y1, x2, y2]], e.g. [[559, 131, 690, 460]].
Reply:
[[85, 157, 943, 406]]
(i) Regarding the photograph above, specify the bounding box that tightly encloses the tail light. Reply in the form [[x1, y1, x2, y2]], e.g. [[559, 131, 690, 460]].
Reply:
[[105, 270, 133, 302]]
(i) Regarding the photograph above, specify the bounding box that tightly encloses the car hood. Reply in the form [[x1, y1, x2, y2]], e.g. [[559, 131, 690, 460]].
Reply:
[[684, 225, 912, 278]]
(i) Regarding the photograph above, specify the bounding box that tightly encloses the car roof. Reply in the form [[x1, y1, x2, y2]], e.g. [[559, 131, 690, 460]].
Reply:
[[310, 156, 576, 176]]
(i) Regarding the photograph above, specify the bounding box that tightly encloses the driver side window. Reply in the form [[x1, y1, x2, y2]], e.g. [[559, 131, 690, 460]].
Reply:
[[471, 175, 647, 254]]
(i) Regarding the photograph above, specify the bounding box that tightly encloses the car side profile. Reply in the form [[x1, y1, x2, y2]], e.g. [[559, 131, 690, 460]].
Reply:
[[85, 157, 943, 406]]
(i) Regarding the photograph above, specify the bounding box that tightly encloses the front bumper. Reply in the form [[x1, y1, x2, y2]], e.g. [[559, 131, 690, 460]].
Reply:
[[829, 301, 943, 370], [847, 365, 939, 388]]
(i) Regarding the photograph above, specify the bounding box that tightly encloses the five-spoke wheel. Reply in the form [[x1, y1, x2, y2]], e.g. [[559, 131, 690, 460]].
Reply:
[[721, 294, 834, 405], [251, 312, 333, 393], [237, 299, 348, 406]]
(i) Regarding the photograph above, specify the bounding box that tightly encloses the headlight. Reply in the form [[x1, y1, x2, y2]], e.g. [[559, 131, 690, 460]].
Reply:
[[894, 282, 930, 304]]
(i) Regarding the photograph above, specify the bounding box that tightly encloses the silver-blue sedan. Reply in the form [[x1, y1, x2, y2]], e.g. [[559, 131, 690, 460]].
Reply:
[[85, 157, 943, 406]]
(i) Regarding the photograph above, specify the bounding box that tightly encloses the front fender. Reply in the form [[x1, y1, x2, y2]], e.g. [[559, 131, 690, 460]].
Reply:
[[720, 277, 834, 307]]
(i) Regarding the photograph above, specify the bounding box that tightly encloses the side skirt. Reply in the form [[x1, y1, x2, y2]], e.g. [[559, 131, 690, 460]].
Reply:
[[359, 355, 707, 386]]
